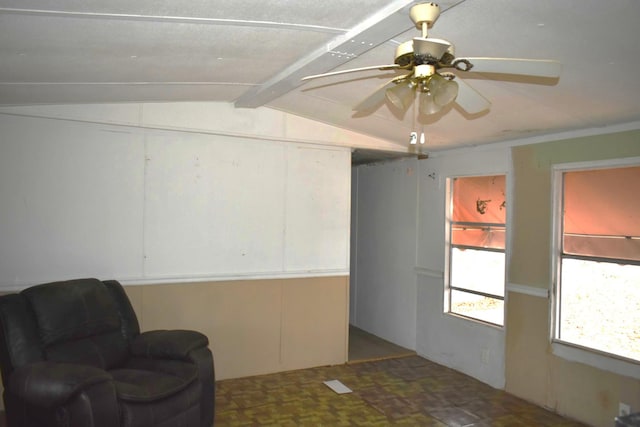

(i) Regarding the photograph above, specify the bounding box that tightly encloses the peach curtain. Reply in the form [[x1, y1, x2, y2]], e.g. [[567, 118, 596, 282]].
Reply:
[[452, 175, 506, 250], [563, 166, 640, 262]]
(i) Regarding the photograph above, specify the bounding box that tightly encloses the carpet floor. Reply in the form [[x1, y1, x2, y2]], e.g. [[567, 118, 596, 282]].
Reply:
[[0, 330, 586, 426], [348, 325, 415, 362], [215, 355, 587, 426]]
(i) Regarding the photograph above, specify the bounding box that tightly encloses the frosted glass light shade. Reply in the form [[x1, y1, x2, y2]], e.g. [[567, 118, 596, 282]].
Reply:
[[385, 82, 415, 110], [435, 80, 458, 106], [419, 91, 442, 115], [429, 74, 459, 106]]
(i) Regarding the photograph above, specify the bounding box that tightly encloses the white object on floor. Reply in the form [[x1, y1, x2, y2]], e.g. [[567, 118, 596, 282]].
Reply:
[[323, 379, 352, 394]]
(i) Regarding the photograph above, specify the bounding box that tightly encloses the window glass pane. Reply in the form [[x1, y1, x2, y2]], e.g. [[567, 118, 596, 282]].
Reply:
[[451, 289, 504, 325], [559, 258, 640, 361], [450, 248, 505, 297], [447, 174, 506, 326], [452, 226, 505, 250]]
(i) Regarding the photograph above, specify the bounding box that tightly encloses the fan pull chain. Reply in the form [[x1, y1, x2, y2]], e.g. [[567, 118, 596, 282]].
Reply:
[[417, 95, 426, 145], [409, 94, 426, 145], [409, 92, 418, 145]]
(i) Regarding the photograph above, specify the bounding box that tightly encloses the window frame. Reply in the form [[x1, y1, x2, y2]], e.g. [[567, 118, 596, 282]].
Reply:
[[444, 174, 507, 327], [550, 157, 640, 379]]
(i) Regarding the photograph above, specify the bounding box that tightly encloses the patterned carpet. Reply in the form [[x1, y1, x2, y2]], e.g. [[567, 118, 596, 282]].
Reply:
[[348, 325, 415, 362], [215, 355, 586, 426]]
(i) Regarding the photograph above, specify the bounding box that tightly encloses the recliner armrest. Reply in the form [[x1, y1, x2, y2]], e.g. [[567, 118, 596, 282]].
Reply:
[[9, 361, 112, 408], [131, 330, 209, 360]]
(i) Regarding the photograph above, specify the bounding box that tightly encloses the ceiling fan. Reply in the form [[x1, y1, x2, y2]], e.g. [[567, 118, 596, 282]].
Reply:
[[301, 2, 561, 118]]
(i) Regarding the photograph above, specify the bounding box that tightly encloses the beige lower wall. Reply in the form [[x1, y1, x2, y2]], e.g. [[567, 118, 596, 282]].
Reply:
[[550, 353, 640, 426], [0, 275, 349, 410], [507, 134, 640, 426], [124, 275, 349, 380], [506, 291, 640, 426], [505, 291, 551, 407]]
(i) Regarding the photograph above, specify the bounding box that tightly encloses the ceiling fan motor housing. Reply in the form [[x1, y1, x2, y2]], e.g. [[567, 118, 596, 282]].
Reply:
[[394, 41, 414, 67], [394, 3, 447, 68]]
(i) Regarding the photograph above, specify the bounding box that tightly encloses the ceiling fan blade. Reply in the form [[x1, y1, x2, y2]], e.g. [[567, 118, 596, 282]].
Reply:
[[455, 78, 491, 114], [457, 57, 562, 78], [352, 78, 397, 112], [301, 64, 402, 82]]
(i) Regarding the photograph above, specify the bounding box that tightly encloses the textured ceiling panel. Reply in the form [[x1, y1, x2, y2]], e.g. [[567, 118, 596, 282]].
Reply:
[[0, 15, 332, 84], [1, 0, 640, 153], [233, 0, 422, 107], [0, 83, 250, 105], [0, 0, 393, 28]]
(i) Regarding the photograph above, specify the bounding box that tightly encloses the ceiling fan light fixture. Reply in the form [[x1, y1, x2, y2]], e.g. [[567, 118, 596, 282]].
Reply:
[[419, 90, 442, 116], [429, 74, 458, 107], [385, 81, 415, 111]]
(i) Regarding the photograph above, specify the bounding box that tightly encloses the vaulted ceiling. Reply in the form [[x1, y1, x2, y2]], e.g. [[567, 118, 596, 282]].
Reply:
[[2, 0, 640, 155]]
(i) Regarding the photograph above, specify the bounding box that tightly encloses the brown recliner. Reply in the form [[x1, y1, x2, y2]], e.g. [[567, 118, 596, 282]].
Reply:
[[0, 278, 215, 427]]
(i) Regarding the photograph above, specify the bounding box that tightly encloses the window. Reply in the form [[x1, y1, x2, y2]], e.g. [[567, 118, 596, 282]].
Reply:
[[445, 175, 506, 326], [554, 164, 640, 363]]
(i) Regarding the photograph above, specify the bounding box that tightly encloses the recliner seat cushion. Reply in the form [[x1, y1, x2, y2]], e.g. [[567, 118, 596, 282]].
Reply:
[[123, 357, 199, 384], [110, 367, 195, 402], [110, 357, 198, 403]]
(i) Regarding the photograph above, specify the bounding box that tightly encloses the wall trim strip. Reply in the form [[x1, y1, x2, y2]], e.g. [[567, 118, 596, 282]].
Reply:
[[506, 282, 549, 298], [415, 266, 444, 279], [0, 269, 350, 291], [552, 342, 640, 381]]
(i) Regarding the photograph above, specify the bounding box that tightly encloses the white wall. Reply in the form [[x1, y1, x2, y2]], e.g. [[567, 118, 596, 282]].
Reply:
[[416, 146, 509, 389], [349, 168, 359, 325], [350, 158, 418, 350], [0, 115, 146, 285], [0, 104, 352, 289], [0, 103, 358, 403], [350, 145, 508, 387]]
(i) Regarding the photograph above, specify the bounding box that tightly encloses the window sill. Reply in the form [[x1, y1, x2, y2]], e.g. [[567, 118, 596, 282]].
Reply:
[[445, 312, 504, 329], [552, 341, 640, 380]]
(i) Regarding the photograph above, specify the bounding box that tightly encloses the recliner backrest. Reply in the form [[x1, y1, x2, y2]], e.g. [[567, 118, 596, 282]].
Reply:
[[0, 293, 45, 385], [22, 278, 129, 370]]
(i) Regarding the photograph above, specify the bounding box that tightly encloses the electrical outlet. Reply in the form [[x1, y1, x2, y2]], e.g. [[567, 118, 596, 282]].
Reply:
[[619, 402, 631, 417]]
